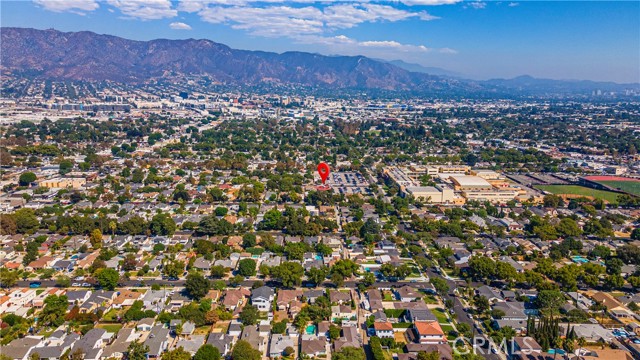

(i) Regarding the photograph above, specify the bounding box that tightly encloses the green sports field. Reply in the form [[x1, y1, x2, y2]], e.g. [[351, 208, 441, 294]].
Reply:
[[592, 181, 640, 197], [535, 185, 620, 202]]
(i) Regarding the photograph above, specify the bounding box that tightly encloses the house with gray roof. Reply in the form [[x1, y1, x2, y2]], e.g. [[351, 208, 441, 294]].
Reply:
[[173, 335, 206, 355], [0, 336, 44, 360], [143, 325, 170, 359], [251, 286, 275, 311], [206, 333, 234, 356], [240, 325, 266, 352], [269, 334, 295, 358]]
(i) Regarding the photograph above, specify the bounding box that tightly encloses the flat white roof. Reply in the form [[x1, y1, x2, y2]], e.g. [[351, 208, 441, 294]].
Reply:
[[405, 186, 441, 193], [449, 175, 491, 187]]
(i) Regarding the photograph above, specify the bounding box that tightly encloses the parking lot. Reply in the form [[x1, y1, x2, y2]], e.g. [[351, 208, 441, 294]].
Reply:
[[331, 171, 371, 195]]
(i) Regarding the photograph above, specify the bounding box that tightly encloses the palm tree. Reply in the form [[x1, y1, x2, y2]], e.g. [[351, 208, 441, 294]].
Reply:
[[109, 221, 117, 237]]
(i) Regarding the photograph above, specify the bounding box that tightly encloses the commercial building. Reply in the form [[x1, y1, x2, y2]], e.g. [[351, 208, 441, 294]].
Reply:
[[404, 185, 455, 204], [38, 177, 87, 189], [449, 175, 493, 191]]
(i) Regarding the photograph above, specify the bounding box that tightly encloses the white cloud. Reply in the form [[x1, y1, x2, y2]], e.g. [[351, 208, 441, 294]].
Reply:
[[198, 5, 324, 36], [170, 21, 192, 30], [399, 0, 461, 5], [33, 0, 99, 14], [296, 34, 457, 56], [107, 0, 177, 20], [467, 1, 486, 9], [508, 2, 519, 6], [193, 2, 438, 37]]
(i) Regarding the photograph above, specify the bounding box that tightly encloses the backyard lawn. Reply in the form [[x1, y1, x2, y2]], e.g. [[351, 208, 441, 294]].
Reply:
[[97, 324, 123, 333], [433, 308, 449, 324]]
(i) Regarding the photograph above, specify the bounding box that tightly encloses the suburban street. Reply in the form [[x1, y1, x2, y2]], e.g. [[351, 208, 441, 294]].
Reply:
[[425, 268, 504, 360]]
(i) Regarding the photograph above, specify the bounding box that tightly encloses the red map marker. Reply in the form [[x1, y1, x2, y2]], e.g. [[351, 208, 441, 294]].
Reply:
[[317, 162, 330, 184]]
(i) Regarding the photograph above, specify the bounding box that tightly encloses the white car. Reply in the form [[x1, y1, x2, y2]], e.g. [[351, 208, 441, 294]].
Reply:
[[72, 282, 81, 287]]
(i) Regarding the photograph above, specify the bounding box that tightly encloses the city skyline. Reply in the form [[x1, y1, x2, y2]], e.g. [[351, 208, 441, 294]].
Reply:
[[1, 0, 639, 83]]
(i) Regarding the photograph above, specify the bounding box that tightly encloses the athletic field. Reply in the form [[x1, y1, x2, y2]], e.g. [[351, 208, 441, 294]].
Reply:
[[535, 185, 620, 203], [582, 176, 640, 197]]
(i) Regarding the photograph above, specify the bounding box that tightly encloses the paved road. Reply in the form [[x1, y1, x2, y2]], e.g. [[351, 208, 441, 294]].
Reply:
[[15, 278, 433, 290], [425, 269, 502, 360]]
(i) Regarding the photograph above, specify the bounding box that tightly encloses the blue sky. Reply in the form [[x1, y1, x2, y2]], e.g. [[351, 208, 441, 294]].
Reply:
[[2, 0, 639, 83]]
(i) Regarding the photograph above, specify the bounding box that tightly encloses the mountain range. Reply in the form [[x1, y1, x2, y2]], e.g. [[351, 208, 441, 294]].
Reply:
[[1, 27, 638, 95]]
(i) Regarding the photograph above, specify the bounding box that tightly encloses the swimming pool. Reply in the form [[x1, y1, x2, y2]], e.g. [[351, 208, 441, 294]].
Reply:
[[571, 256, 588, 264], [306, 324, 316, 335]]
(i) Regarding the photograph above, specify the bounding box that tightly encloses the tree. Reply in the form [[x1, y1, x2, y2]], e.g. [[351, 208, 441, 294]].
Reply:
[[97, 268, 119, 290], [173, 185, 191, 203], [631, 228, 640, 240], [306, 266, 329, 286], [211, 265, 229, 278], [430, 277, 450, 295], [468, 256, 496, 280], [89, 228, 103, 248], [283, 346, 294, 357], [0, 268, 19, 288], [239, 305, 259, 325], [330, 259, 359, 287], [127, 341, 150, 360], [0, 214, 17, 235], [14, 208, 39, 234], [59, 159, 74, 175], [163, 260, 184, 278], [270, 261, 304, 288], [56, 275, 71, 288], [617, 245, 640, 265], [605, 274, 625, 290], [590, 245, 611, 259], [185, 273, 211, 301], [40, 294, 68, 327], [535, 290, 565, 315], [329, 324, 341, 340], [237, 259, 257, 277], [360, 218, 381, 243], [474, 296, 490, 314], [231, 340, 261, 360], [333, 347, 365, 360], [194, 344, 220, 360], [19, 172, 37, 186], [162, 347, 192, 360], [543, 194, 564, 208], [417, 352, 440, 360], [605, 258, 624, 275], [272, 320, 288, 334], [150, 213, 177, 236], [556, 218, 582, 237], [242, 233, 257, 248]]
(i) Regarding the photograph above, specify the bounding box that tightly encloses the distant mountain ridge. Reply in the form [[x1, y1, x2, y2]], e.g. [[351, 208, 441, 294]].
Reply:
[[485, 75, 639, 93], [1, 27, 637, 95], [0, 27, 476, 93], [375, 59, 465, 78]]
